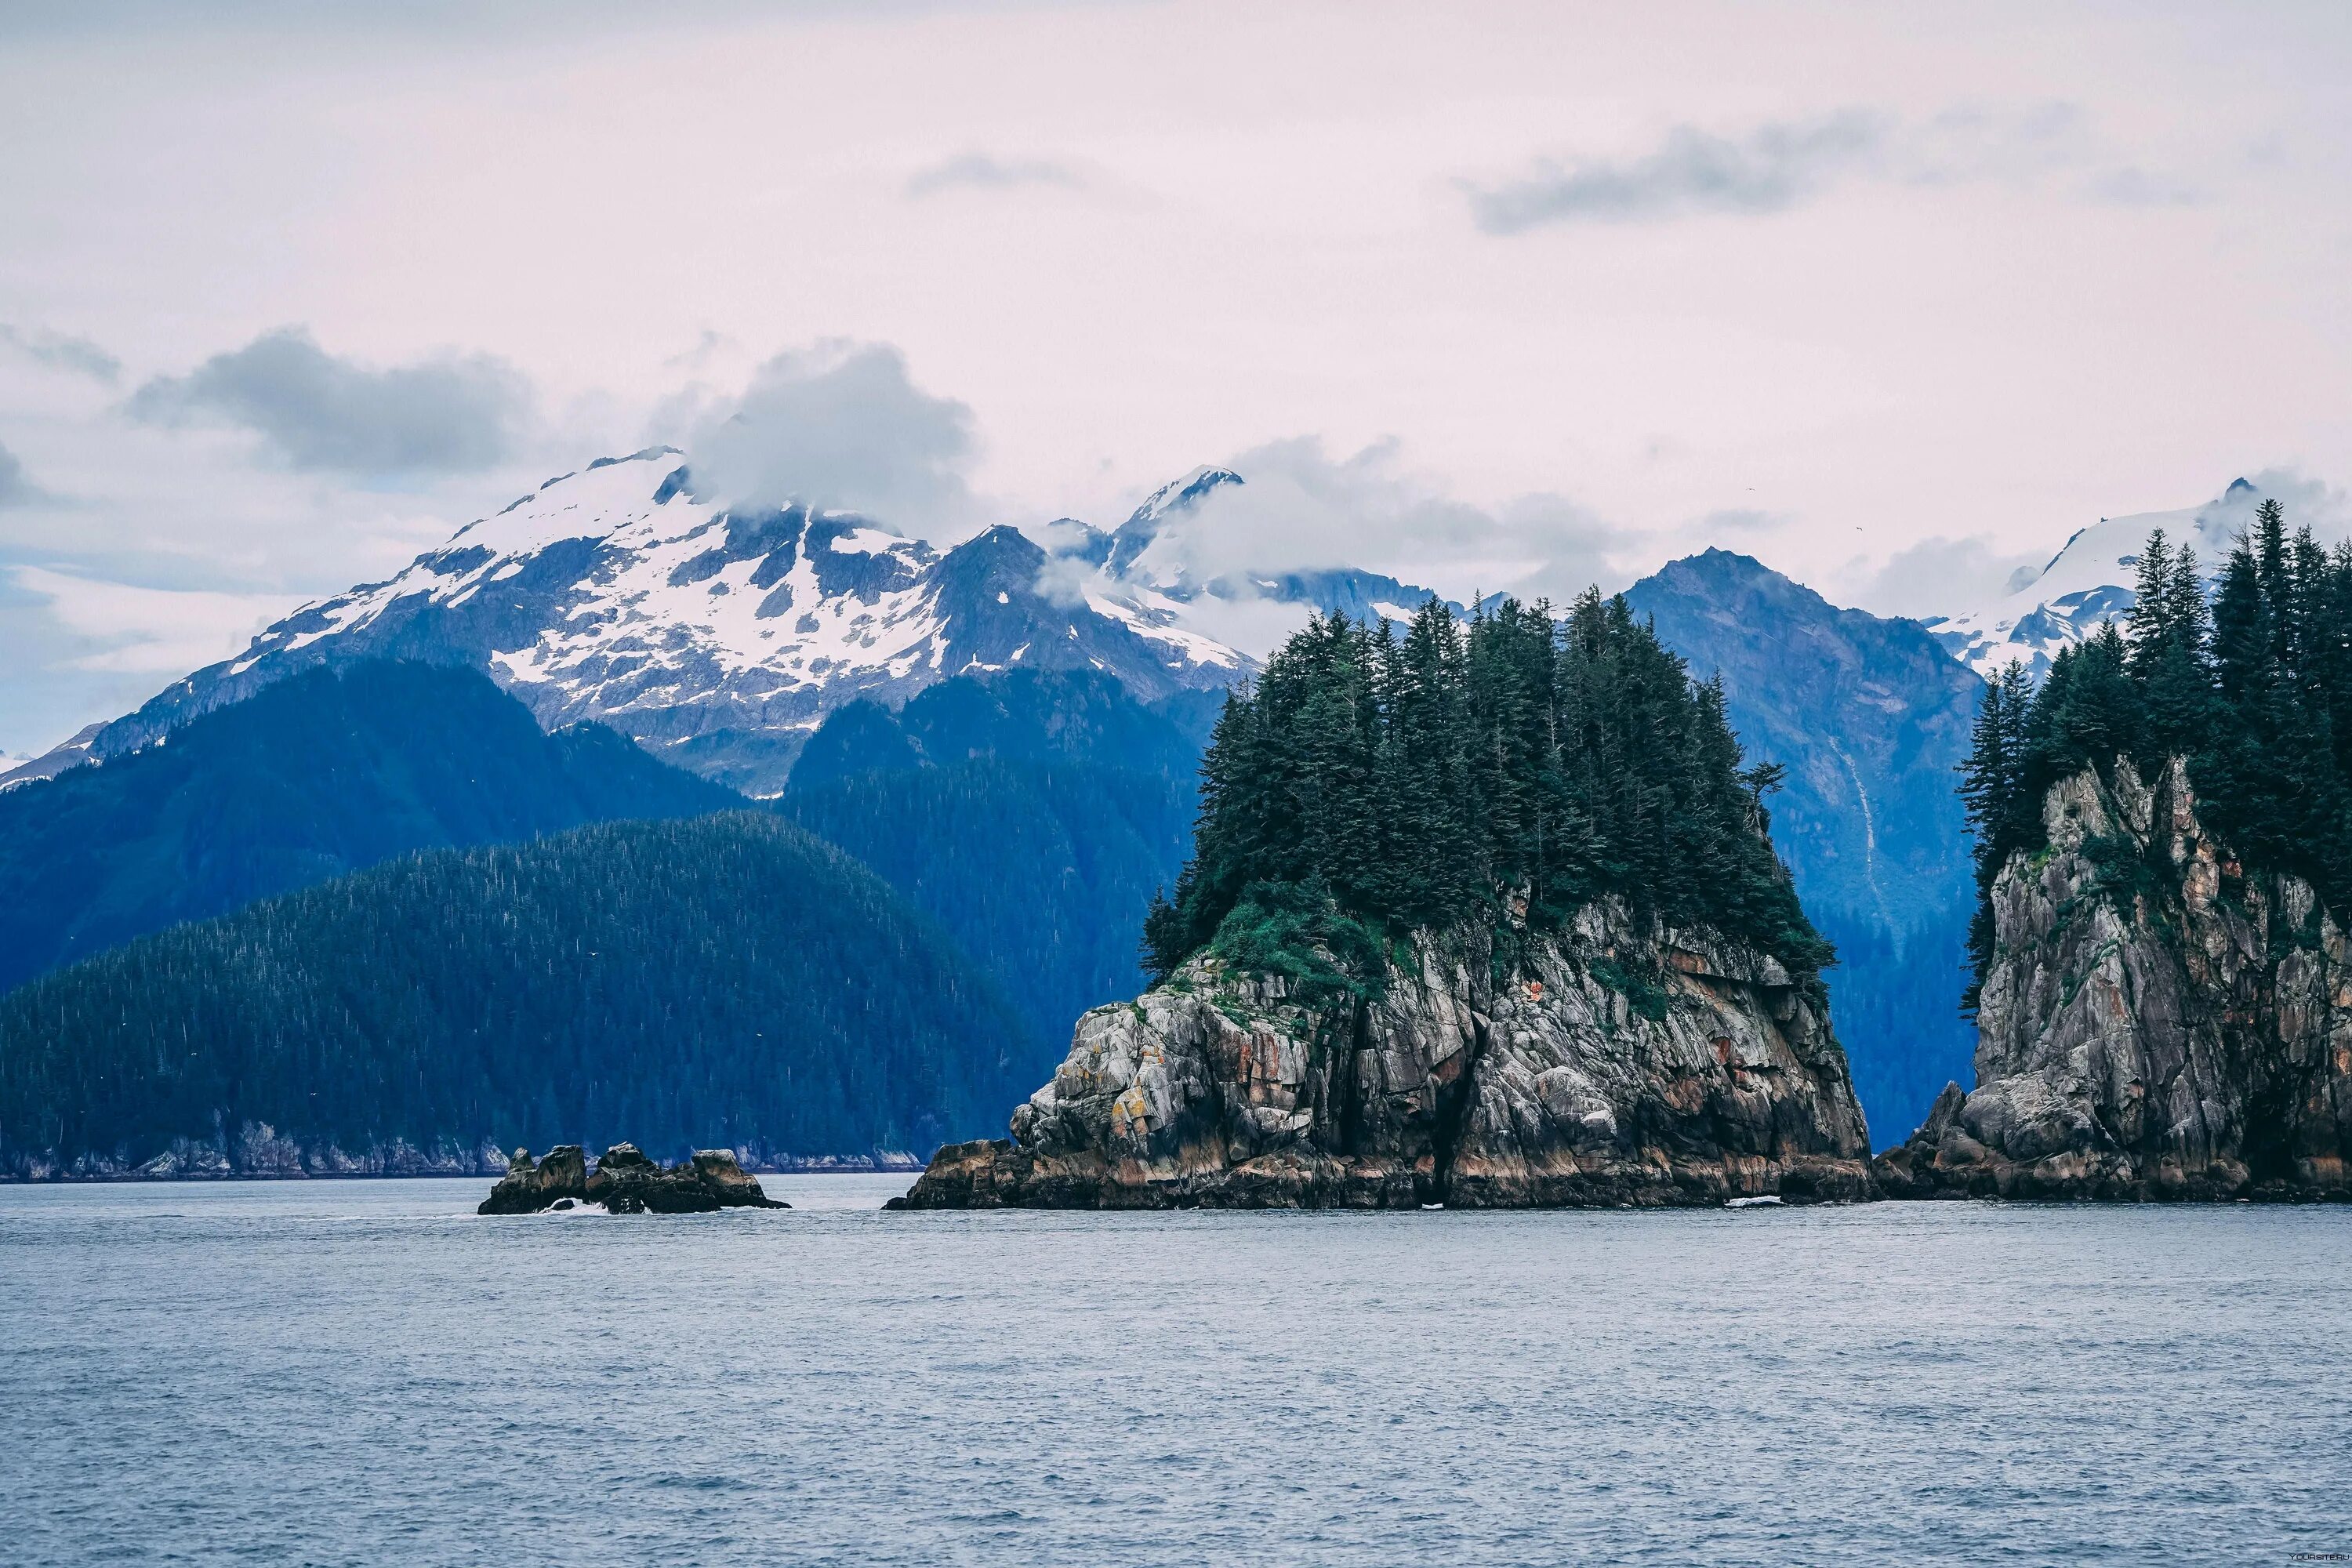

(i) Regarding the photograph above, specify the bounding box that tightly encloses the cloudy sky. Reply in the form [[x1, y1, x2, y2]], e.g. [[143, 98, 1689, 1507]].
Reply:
[[3, 0, 2348, 755]]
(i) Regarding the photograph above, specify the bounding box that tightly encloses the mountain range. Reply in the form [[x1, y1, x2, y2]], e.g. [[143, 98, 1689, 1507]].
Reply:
[[2, 447, 2278, 1160], [4, 456, 1425, 797]]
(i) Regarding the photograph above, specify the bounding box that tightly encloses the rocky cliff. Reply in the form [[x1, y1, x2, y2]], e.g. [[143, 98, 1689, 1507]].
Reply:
[[1877, 758, 2352, 1200], [894, 902, 1875, 1209]]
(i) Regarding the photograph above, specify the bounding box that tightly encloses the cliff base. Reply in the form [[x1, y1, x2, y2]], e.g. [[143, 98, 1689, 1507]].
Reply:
[[894, 907, 1875, 1210]]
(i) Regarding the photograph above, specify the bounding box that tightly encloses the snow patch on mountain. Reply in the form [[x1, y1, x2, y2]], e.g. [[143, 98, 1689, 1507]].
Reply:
[[1924, 477, 2328, 680], [1, 446, 1460, 797]]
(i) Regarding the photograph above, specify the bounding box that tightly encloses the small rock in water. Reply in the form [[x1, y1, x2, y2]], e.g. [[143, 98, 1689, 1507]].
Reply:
[[1726, 1195, 1784, 1209], [477, 1143, 788, 1215]]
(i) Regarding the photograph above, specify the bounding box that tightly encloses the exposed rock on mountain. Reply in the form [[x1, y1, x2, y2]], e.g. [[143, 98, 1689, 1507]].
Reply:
[[895, 905, 1875, 1209], [1876, 760, 2352, 1200], [478, 1143, 786, 1214]]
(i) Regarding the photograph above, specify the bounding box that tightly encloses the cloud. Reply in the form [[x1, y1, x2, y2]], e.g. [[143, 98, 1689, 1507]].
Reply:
[[687, 341, 979, 529], [7, 564, 302, 676], [1465, 103, 2187, 232], [1842, 535, 2049, 620], [904, 152, 1087, 199], [1465, 113, 1886, 232], [0, 325, 121, 383], [127, 326, 532, 477], [2082, 165, 2203, 207], [0, 441, 46, 507], [1126, 436, 1627, 605]]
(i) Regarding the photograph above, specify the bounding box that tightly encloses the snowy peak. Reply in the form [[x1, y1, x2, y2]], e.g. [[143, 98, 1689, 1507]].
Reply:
[[35, 452, 1253, 797], [1106, 465, 1243, 575], [1926, 477, 2310, 680], [9, 451, 1459, 797]]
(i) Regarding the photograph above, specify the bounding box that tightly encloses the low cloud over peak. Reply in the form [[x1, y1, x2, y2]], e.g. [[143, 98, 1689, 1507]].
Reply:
[[127, 327, 532, 478], [687, 341, 979, 531], [1122, 436, 1627, 608]]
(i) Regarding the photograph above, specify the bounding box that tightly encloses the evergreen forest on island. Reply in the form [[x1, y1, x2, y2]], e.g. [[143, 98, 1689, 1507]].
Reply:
[[1142, 591, 1833, 998]]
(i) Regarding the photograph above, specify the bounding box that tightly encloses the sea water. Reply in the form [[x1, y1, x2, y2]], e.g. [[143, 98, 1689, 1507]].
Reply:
[[3, 1178, 2347, 1566]]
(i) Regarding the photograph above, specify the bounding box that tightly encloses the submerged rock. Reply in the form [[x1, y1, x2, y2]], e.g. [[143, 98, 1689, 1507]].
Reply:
[[477, 1143, 786, 1214], [1876, 759, 2352, 1201], [893, 902, 1875, 1210]]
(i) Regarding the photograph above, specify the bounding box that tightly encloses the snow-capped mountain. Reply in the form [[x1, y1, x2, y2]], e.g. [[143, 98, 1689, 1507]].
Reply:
[[1924, 477, 2317, 680], [7, 451, 1443, 795]]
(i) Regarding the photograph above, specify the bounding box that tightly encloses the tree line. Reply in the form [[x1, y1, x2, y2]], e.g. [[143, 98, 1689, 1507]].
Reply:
[[1959, 499, 2352, 1003], [1142, 592, 1832, 993], [0, 814, 1029, 1174]]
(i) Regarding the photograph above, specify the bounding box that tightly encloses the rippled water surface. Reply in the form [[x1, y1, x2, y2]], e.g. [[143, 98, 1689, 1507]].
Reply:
[[5, 1178, 2349, 1566]]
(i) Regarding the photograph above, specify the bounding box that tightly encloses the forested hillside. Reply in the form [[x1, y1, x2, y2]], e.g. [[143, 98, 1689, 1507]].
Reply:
[[1142, 593, 1831, 996], [0, 661, 737, 997], [779, 670, 1209, 1069], [0, 814, 1029, 1177], [1961, 500, 2352, 1000]]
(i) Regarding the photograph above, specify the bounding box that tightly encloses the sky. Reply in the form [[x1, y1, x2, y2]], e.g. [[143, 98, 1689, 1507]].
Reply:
[[2, 0, 2349, 755]]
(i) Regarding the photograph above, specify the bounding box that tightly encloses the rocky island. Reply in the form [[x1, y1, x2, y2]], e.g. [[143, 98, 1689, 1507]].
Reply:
[[897, 593, 1876, 1209], [1879, 517, 2352, 1202], [479, 1142, 787, 1214], [897, 907, 1873, 1209], [1876, 757, 2352, 1200]]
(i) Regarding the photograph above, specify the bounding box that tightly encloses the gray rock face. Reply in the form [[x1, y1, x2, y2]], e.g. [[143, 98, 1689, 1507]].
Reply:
[[1876, 759, 2352, 1200], [477, 1143, 787, 1215], [895, 902, 1875, 1209]]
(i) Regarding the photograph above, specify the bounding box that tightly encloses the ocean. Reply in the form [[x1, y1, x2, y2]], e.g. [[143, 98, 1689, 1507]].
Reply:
[[4, 1177, 2347, 1566]]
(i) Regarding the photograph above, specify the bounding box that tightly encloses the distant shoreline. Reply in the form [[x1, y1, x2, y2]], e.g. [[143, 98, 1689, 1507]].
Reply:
[[0, 1163, 923, 1185]]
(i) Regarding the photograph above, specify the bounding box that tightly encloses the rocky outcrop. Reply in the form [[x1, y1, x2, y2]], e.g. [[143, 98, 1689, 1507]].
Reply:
[[477, 1143, 787, 1214], [1876, 759, 2352, 1200], [894, 902, 1875, 1209]]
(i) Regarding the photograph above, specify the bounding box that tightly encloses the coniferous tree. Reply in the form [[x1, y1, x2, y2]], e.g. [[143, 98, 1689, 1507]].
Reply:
[[1963, 503, 2352, 996], [1143, 589, 1831, 989]]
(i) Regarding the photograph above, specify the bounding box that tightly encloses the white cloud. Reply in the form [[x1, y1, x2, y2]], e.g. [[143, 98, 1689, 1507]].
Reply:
[[9, 565, 303, 675], [1836, 535, 2051, 620], [687, 342, 982, 533], [1128, 436, 1628, 605]]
